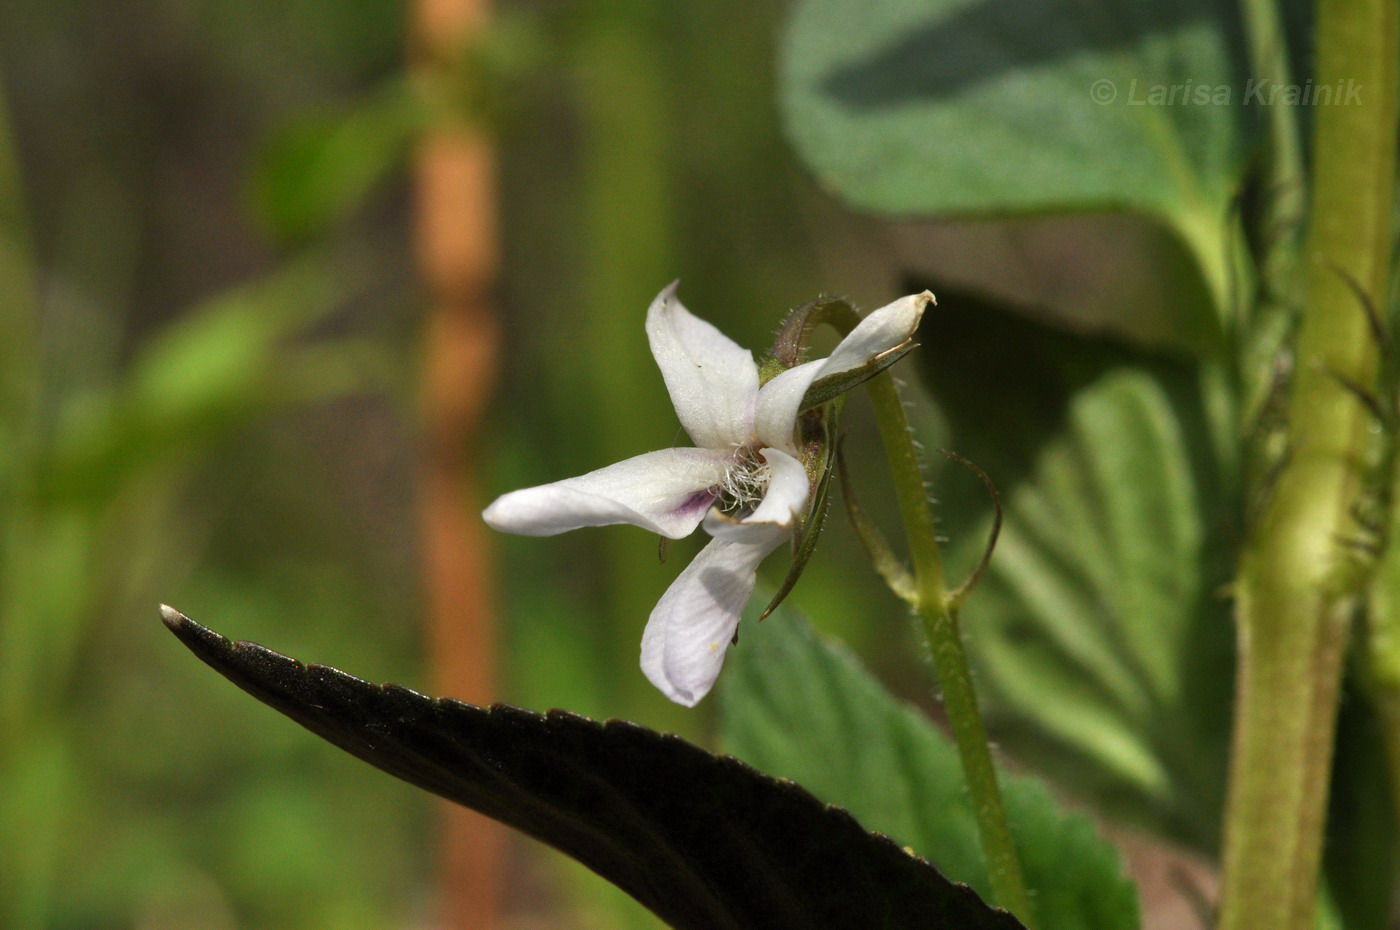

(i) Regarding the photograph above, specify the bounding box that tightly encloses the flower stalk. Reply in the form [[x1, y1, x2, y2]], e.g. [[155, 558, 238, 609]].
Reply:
[[863, 367, 1032, 924], [1218, 0, 1397, 925]]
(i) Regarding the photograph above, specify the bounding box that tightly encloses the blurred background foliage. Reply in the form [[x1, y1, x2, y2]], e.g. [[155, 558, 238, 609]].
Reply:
[[4, 0, 1281, 921], [0, 0, 926, 926]]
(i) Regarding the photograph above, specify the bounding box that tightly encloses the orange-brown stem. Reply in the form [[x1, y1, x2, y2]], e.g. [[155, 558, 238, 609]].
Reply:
[[409, 2, 507, 926]]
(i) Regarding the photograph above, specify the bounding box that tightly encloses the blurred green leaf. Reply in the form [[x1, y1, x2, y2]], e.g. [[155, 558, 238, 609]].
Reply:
[[0, 727, 76, 929], [0, 509, 98, 727], [164, 608, 1026, 930], [780, 0, 1253, 336], [918, 296, 1237, 852], [43, 255, 379, 506], [252, 86, 419, 245], [722, 610, 1140, 930]]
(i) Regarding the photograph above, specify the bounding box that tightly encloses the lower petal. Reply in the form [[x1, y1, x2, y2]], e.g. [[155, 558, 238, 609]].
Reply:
[[483, 447, 729, 539], [746, 447, 809, 527], [640, 530, 787, 706], [701, 447, 809, 540]]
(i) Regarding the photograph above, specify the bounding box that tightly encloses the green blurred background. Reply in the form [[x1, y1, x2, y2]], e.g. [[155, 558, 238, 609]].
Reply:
[[0, 1, 925, 925]]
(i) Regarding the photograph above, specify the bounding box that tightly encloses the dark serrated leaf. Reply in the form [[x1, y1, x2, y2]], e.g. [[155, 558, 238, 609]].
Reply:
[[162, 608, 1025, 930]]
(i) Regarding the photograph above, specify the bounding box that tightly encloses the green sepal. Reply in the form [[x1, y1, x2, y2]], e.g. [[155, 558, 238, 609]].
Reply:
[[760, 399, 842, 620], [837, 441, 916, 603], [772, 296, 861, 368], [798, 339, 916, 412], [770, 295, 917, 411]]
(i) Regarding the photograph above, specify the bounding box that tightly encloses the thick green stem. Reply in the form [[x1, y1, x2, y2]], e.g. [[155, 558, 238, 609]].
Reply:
[[1218, 0, 1397, 926], [865, 372, 1032, 923], [1369, 551, 1400, 837], [1363, 121, 1400, 909]]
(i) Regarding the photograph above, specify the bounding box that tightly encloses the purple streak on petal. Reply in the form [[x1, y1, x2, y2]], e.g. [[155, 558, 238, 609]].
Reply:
[[675, 489, 719, 520]]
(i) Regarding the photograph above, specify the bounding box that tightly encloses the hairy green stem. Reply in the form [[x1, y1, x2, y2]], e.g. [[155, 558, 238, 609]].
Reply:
[[1360, 41, 1400, 905], [1218, 0, 1397, 926], [864, 371, 1032, 923]]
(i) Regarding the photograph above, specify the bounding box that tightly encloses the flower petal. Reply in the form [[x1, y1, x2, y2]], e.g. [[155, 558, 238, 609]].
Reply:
[[817, 291, 931, 380], [639, 530, 787, 706], [752, 358, 824, 451], [703, 447, 808, 541], [646, 281, 759, 449], [748, 447, 809, 525], [752, 293, 931, 444], [482, 447, 730, 539]]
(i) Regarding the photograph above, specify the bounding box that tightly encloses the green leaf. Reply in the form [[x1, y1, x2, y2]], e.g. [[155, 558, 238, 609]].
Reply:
[[163, 608, 1026, 930], [721, 610, 1140, 930], [780, 0, 1253, 325], [42, 255, 379, 507], [252, 85, 419, 245], [916, 295, 1237, 852]]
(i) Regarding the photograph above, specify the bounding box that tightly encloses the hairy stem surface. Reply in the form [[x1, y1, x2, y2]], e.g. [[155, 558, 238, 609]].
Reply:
[[1218, 0, 1397, 925], [865, 371, 1032, 924]]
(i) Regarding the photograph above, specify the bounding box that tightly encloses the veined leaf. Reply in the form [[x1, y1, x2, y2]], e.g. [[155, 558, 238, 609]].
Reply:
[[918, 297, 1237, 852], [780, 0, 1256, 334], [722, 610, 1140, 930]]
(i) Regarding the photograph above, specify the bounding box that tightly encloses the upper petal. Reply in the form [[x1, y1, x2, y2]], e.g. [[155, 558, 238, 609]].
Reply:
[[752, 292, 931, 444], [752, 358, 824, 452], [482, 447, 730, 539], [817, 291, 931, 380], [646, 282, 759, 449], [639, 530, 787, 706]]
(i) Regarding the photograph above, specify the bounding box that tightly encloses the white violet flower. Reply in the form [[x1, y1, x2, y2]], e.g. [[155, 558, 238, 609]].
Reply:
[[484, 283, 931, 706]]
